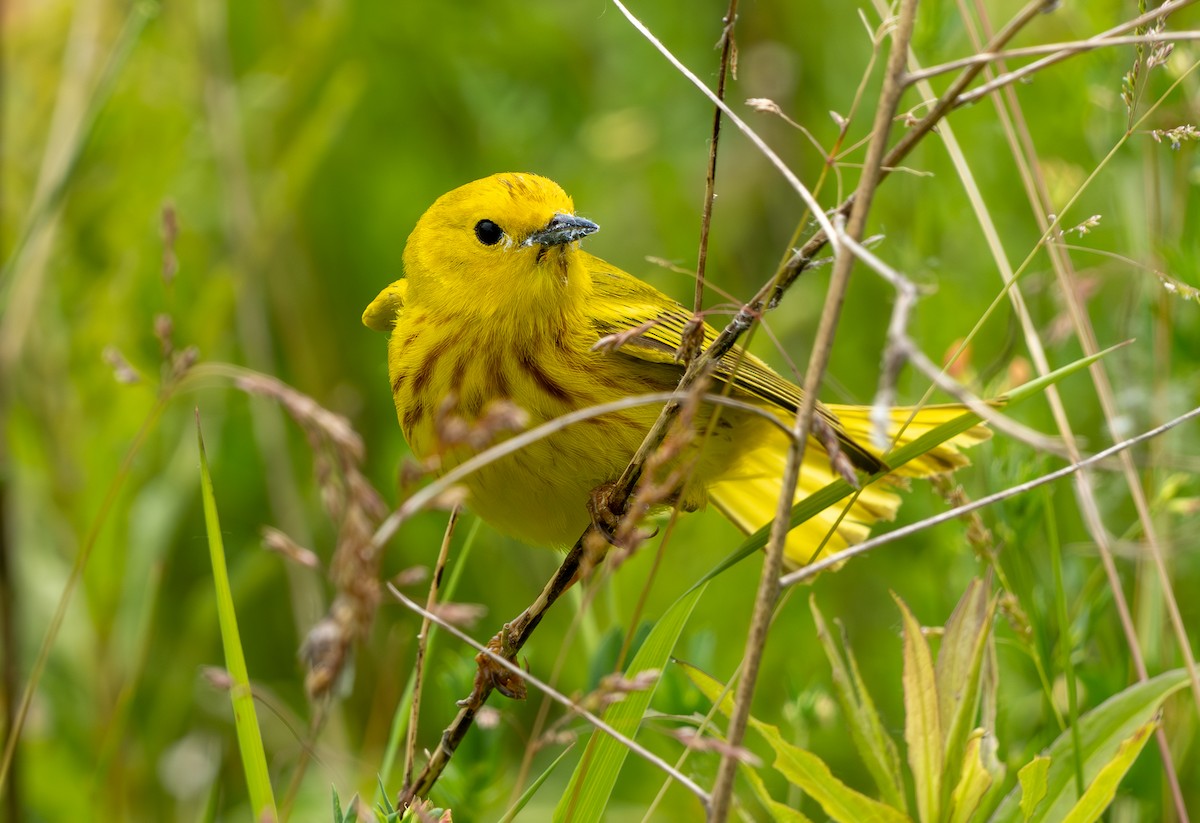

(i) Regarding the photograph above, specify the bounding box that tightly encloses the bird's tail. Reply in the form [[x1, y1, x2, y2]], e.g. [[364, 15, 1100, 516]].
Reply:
[[707, 404, 991, 569]]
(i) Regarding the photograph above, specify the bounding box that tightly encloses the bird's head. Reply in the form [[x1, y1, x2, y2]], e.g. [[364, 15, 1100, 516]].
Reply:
[[400, 173, 599, 319]]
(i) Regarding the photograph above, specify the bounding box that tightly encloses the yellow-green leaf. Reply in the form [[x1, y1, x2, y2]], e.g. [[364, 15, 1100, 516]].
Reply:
[[948, 730, 994, 823], [1017, 757, 1050, 821], [681, 663, 911, 823], [991, 670, 1187, 823], [1061, 719, 1157, 823], [556, 584, 706, 822], [895, 594, 941, 823], [196, 412, 277, 821], [935, 578, 997, 803]]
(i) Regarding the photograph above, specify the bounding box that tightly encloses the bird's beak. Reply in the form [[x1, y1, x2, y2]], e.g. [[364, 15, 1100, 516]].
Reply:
[[522, 213, 599, 248]]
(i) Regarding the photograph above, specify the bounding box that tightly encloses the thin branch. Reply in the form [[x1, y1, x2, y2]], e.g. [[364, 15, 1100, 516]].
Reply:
[[388, 587, 711, 806], [767, 0, 1054, 304], [679, 0, 740, 365], [781, 405, 1200, 587], [610, 0, 842, 250], [953, 0, 1200, 108], [907, 29, 1200, 85], [840, 231, 1072, 456], [709, 0, 920, 818], [403, 508, 460, 791]]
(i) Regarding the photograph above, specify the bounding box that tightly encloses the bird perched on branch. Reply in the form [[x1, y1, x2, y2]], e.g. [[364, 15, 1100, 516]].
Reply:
[[364, 173, 988, 568]]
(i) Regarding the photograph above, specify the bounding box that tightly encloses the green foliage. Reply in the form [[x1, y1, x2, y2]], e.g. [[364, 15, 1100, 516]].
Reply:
[[3, 1, 1199, 820], [685, 585, 1182, 822], [556, 584, 707, 821]]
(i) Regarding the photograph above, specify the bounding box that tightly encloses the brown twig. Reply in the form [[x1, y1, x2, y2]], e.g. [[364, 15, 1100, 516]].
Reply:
[[708, 0, 920, 817], [403, 508, 460, 791], [679, 0, 740, 365], [953, 0, 1199, 108], [768, 0, 1056, 305], [390, 587, 711, 805]]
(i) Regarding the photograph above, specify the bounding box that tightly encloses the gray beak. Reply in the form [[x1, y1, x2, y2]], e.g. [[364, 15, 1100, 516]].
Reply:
[[522, 213, 600, 247]]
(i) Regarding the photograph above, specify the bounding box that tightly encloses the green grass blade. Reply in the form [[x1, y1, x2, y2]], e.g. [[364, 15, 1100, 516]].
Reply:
[[554, 583, 707, 822], [497, 742, 575, 823], [989, 669, 1188, 823], [196, 411, 278, 821]]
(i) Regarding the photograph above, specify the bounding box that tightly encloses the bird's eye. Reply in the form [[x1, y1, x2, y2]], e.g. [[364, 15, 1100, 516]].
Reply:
[[474, 219, 504, 246]]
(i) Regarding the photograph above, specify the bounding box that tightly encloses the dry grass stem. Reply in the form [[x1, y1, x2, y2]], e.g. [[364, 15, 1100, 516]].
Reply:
[[403, 508, 460, 793], [711, 0, 922, 817]]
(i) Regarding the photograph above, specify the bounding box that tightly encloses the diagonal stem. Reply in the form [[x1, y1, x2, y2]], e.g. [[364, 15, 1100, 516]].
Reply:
[[708, 0, 920, 818]]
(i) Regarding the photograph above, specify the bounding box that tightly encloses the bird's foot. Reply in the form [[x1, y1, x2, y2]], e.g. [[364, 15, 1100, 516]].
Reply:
[[587, 482, 659, 553], [472, 627, 526, 701]]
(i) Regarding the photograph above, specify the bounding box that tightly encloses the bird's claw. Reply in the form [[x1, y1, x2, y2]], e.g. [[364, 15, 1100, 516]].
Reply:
[[477, 631, 526, 701]]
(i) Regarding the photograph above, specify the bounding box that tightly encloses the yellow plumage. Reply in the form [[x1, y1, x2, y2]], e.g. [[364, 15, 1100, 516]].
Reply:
[[364, 173, 988, 568]]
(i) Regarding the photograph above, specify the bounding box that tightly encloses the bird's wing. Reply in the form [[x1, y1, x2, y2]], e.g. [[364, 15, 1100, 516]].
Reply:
[[363, 279, 407, 332], [583, 253, 884, 473]]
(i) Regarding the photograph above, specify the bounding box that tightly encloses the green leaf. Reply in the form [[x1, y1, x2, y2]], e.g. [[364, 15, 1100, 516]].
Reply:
[[196, 412, 277, 822], [1061, 718, 1157, 823], [935, 579, 997, 806], [738, 749, 816, 823], [990, 669, 1188, 823], [810, 597, 907, 811], [681, 663, 912, 823], [1017, 758, 1050, 822], [555, 584, 707, 822], [948, 730, 994, 823], [895, 595, 941, 823]]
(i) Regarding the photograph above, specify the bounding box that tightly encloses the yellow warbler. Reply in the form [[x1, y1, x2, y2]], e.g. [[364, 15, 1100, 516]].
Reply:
[[364, 173, 987, 567]]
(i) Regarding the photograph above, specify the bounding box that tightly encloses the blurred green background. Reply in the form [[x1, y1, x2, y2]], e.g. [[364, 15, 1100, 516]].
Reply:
[[3, 0, 1199, 820]]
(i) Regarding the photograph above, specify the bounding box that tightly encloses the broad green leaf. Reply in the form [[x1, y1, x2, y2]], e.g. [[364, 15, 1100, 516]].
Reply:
[[764, 730, 912, 823], [738, 751, 816, 823], [1017, 758, 1050, 822], [810, 597, 907, 811], [990, 669, 1188, 823], [1061, 719, 1157, 823], [896, 594, 941, 823], [668, 666, 805, 821], [196, 413, 277, 821], [948, 730, 994, 823], [682, 663, 911, 823], [555, 584, 707, 822], [935, 579, 998, 806]]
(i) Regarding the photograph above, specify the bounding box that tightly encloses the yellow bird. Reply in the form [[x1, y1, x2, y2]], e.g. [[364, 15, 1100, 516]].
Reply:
[[364, 173, 987, 568]]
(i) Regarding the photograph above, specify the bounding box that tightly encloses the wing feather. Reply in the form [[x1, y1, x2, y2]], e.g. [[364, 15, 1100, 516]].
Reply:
[[584, 253, 885, 473]]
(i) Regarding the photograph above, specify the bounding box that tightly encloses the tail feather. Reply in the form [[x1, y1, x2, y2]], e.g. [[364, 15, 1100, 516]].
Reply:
[[708, 405, 990, 569], [828, 403, 993, 476]]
